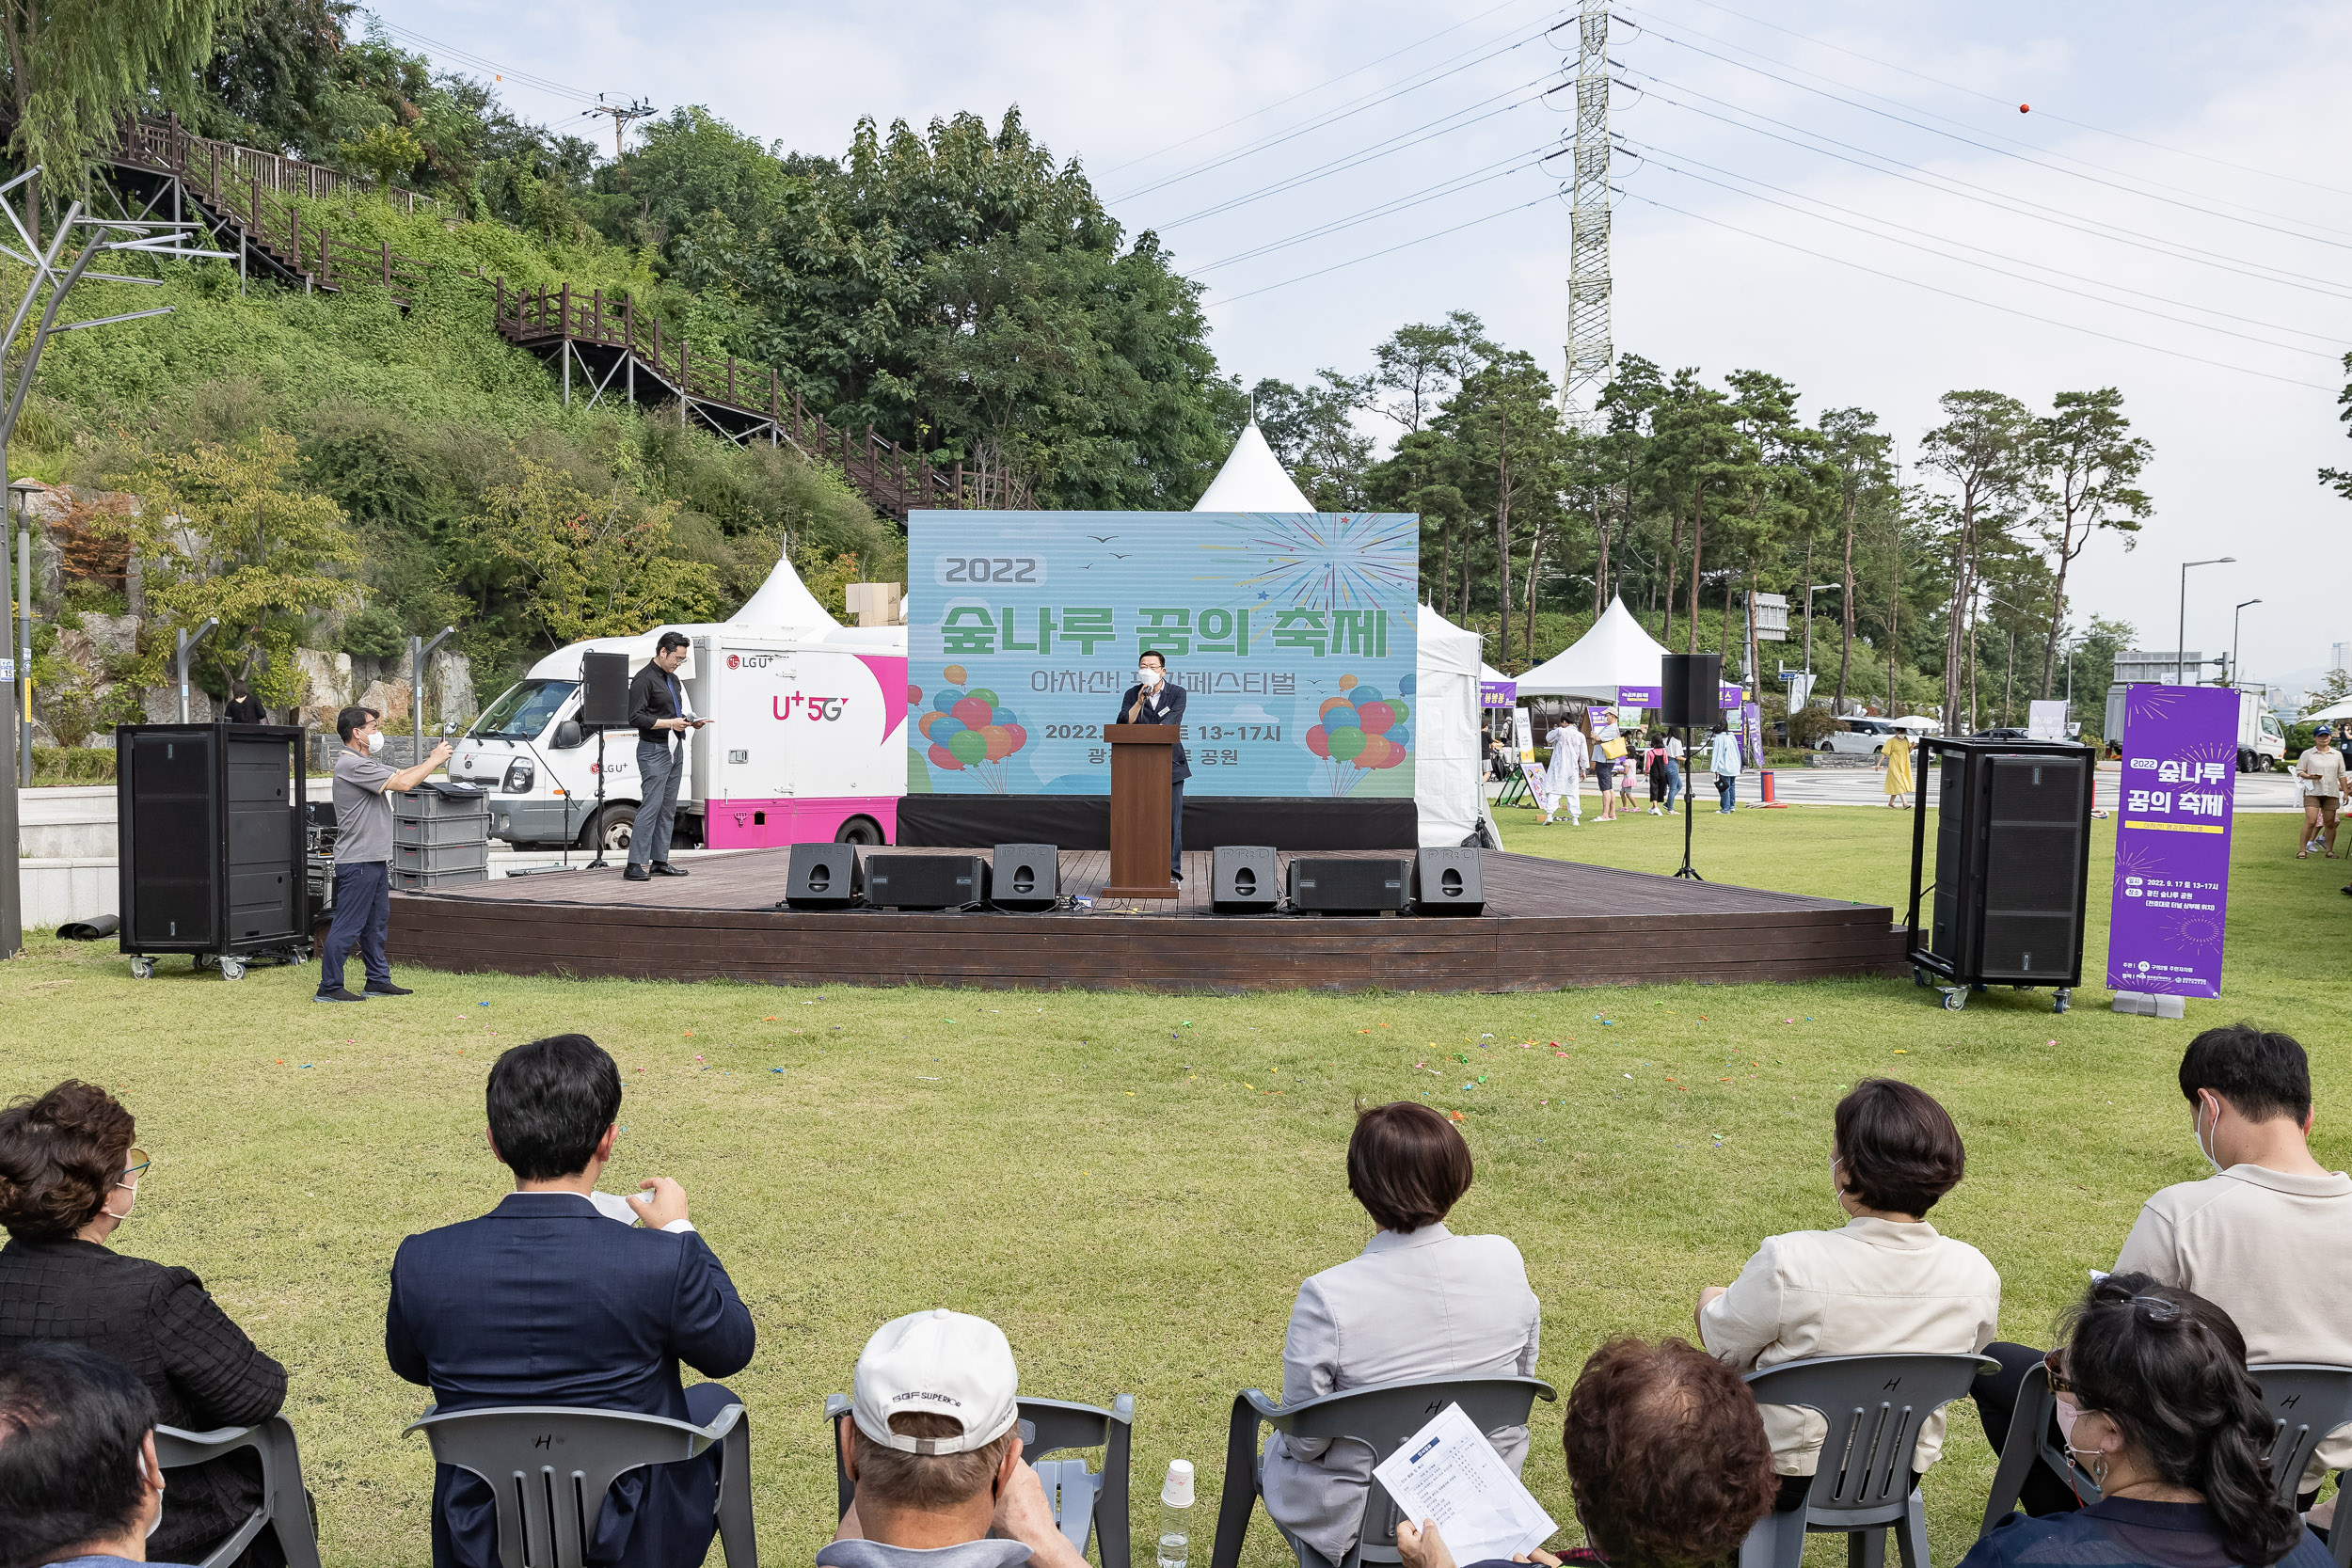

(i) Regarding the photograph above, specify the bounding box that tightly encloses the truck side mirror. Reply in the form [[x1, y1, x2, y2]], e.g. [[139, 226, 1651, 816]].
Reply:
[[551, 720, 584, 750]]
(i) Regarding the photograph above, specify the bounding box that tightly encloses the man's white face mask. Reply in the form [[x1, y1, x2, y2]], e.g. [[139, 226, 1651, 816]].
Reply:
[[1137, 666, 1164, 689], [367, 731, 387, 754]]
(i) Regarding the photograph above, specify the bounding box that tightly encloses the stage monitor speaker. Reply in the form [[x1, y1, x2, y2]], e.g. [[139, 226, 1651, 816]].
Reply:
[[783, 842, 863, 910], [1411, 847, 1486, 916], [1211, 845, 1279, 913], [1288, 856, 1411, 915], [1660, 652, 1724, 728], [1917, 739, 2093, 988], [580, 651, 632, 729], [866, 853, 988, 911], [992, 844, 1060, 911]]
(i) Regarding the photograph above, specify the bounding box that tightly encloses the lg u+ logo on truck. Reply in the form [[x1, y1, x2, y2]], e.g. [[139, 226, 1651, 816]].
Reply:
[[773, 693, 849, 721]]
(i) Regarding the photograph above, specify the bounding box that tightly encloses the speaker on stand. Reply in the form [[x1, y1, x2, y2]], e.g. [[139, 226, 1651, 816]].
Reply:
[[580, 651, 630, 868], [1661, 653, 1722, 881]]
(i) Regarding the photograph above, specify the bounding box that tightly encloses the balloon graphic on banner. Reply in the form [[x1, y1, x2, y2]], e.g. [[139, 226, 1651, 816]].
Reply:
[[944, 665, 967, 686], [925, 667, 1030, 790], [1306, 673, 1412, 793]]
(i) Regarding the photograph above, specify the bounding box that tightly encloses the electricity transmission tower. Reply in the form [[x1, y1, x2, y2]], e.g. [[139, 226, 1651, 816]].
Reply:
[[1561, 0, 1611, 423]]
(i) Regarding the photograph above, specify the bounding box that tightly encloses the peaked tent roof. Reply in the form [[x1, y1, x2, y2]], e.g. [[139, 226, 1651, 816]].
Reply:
[[1193, 420, 1315, 512], [730, 546, 841, 631], [1514, 595, 1673, 697]]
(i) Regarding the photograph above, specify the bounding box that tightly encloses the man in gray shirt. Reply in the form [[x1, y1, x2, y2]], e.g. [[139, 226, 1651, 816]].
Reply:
[[318, 705, 451, 1003]]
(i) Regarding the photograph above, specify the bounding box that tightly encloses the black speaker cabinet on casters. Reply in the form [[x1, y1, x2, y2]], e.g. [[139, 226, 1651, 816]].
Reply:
[[1211, 846, 1280, 913], [991, 844, 1060, 911], [1411, 847, 1486, 915], [866, 854, 988, 911], [580, 650, 632, 729], [782, 843, 863, 910], [117, 723, 309, 981], [1660, 652, 1724, 728], [1289, 856, 1412, 915], [1905, 736, 2094, 1014]]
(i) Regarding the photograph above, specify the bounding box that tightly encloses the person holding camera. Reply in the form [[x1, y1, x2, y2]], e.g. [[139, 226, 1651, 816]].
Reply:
[[318, 705, 452, 1004]]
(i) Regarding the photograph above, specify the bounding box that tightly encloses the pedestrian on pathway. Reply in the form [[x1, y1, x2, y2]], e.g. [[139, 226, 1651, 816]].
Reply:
[[1645, 733, 1672, 815], [1709, 723, 1742, 813], [1590, 709, 1619, 822], [1664, 730, 1685, 811], [1883, 729, 1915, 809], [1541, 711, 1587, 826], [2296, 726, 2343, 859], [1615, 734, 1641, 814]]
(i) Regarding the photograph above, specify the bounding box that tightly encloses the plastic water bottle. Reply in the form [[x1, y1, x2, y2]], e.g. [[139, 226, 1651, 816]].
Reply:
[[1158, 1459, 1195, 1568]]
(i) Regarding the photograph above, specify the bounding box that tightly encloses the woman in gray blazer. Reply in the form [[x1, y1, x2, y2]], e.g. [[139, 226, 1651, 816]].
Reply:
[[1259, 1102, 1543, 1563]]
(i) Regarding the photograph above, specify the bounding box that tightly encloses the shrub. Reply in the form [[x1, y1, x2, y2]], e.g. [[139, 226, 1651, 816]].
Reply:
[[341, 604, 407, 658], [1788, 705, 1836, 749], [31, 746, 116, 783]]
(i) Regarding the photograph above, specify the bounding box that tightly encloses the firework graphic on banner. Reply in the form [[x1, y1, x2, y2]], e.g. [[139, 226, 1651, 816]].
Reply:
[[1221, 514, 1421, 610]]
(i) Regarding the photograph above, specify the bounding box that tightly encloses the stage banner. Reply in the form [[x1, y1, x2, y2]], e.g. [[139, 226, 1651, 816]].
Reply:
[[1480, 677, 1518, 707], [906, 511, 1419, 797], [2107, 684, 2237, 997]]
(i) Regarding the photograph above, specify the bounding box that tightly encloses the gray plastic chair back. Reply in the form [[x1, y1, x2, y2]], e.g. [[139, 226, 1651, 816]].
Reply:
[[1738, 1354, 1996, 1568], [152, 1417, 323, 1568], [823, 1392, 1135, 1568], [1209, 1375, 1558, 1568], [406, 1402, 755, 1568]]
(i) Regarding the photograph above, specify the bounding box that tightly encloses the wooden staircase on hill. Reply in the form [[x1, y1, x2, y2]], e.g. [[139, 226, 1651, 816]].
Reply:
[[492, 281, 1029, 519], [88, 115, 1025, 520]]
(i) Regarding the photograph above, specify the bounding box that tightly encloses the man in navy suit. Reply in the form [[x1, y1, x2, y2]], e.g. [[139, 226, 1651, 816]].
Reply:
[[386, 1034, 755, 1568], [1113, 649, 1190, 880]]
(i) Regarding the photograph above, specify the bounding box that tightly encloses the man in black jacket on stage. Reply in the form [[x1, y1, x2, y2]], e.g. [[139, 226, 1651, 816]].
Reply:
[[625, 631, 707, 882], [1113, 649, 1190, 881]]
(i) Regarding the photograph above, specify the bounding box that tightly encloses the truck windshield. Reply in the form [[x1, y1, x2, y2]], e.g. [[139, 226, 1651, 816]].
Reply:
[[471, 679, 577, 740]]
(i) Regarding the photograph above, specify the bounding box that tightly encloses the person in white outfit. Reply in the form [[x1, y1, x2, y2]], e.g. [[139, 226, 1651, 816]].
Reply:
[[1259, 1102, 1543, 1564], [1708, 724, 1743, 813], [1541, 713, 1587, 825]]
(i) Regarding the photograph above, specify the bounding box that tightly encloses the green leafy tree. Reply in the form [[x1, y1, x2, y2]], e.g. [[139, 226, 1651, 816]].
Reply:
[[1249, 372, 1374, 509], [1818, 407, 1894, 714], [1648, 369, 1753, 653], [2031, 388, 2151, 697], [471, 457, 722, 647], [339, 120, 421, 192], [189, 0, 351, 154], [1918, 390, 2038, 729]]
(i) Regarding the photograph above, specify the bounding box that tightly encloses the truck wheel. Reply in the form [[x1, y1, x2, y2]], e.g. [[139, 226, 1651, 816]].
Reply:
[[2237, 749, 2254, 775], [587, 803, 636, 854], [835, 816, 884, 847]]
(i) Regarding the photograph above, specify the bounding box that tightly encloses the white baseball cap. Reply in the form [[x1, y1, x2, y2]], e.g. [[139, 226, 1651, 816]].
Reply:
[[852, 1309, 1020, 1455]]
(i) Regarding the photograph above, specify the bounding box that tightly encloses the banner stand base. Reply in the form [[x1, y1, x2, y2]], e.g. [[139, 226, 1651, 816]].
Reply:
[[2111, 990, 2186, 1019]]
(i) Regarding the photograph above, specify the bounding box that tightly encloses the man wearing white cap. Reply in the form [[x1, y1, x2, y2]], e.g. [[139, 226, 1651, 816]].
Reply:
[[824, 1309, 1091, 1568]]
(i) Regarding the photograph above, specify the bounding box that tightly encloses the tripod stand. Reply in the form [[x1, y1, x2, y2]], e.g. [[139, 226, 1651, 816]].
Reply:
[[585, 729, 612, 869], [1674, 723, 1704, 880]]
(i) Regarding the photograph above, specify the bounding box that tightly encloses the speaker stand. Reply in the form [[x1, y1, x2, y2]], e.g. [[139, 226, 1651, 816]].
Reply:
[[585, 730, 612, 869], [1674, 723, 1704, 881]]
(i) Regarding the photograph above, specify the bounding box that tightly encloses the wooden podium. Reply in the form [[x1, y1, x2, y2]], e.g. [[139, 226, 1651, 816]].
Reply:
[[1102, 724, 1180, 899]]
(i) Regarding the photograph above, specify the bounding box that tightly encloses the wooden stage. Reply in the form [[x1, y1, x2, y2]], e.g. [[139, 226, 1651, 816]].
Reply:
[[389, 847, 1907, 994]]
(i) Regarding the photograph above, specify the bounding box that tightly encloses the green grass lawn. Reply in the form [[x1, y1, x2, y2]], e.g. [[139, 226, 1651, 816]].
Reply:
[[3, 801, 2346, 1567]]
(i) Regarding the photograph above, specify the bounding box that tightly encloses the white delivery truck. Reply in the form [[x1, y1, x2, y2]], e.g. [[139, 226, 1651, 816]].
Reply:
[[452, 552, 909, 851], [2102, 682, 2286, 772]]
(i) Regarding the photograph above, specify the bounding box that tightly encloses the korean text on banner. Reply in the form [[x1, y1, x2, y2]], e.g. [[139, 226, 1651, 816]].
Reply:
[[1512, 706, 1553, 816], [2106, 685, 2236, 998], [1740, 703, 1765, 770]]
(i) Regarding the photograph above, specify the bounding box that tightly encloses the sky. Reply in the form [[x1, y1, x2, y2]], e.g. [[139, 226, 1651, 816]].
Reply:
[[367, 0, 2352, 696]]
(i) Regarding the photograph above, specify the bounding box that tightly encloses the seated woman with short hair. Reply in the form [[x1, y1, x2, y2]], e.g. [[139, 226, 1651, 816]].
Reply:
[[0, 1081, 290, 1568], [1958, 1275, 2328, 1568], [1259, 1101, 1543, 1565], [1695, 1078, 2001, 1510]]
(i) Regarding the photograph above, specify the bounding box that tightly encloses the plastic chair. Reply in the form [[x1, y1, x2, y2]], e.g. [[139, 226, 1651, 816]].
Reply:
[[825, 1392, 1135, 1568], [1208, 1375, 1559, 1568], [152, 1417, 323, 1568], [1737, 1354, 1998, 1568], [1981, 1361, 2352, 1567], [406, 1402, 755, 1568]]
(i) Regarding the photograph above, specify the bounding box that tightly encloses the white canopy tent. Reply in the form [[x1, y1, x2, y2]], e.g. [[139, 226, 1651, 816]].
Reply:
[[1414, 602, 1490, 847], [1191, 420, 1315, 512], [1514, 595, 1671, 698], [2302, 698, 2352, 725]]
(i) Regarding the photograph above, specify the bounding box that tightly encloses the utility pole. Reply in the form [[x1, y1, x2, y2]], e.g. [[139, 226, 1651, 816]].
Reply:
[[587, 95, 656, 158], [1559, 0, 1610, 423]]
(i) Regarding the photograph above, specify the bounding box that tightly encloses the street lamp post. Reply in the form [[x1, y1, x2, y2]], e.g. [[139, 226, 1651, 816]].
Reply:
[[2231, 599, 2261, 690], [2177, 557, 2235, 685], [1802, 582, 1839, 680]]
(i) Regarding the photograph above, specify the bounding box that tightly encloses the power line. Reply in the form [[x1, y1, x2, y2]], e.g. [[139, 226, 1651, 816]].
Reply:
[[1645, 0, 2352, 200], [1203, 192, 1559, 307], [1624, 77, 2352, 302], [367, 14, 605, 106], [1619, 140, 2343, 357], [1100, 0, 1547, 176], [1621, 191, 2338, 391], [1187, 144, 1558, 273]]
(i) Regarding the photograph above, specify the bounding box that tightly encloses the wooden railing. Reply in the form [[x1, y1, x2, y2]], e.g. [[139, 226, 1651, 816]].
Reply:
[[114, 114, 437, 217], [493, 279, 1031, 516]]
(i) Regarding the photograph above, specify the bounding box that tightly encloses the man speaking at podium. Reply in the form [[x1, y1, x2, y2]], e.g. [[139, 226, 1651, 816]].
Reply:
[[1115, 650, 1189, 881]]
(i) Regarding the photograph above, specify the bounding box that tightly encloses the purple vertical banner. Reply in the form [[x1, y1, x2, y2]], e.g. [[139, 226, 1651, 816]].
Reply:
[[2107, 685, 2237, 997], [1740, 702, 1765, 768]]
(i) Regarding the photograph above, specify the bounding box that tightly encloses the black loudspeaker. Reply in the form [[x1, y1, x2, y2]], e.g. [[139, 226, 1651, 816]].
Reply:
[[1411, 847, 1486, 916], [783, 843, 863, 910], [1212, 845, 1280, 913], [1660, 652, 1724, 728], [991, 844, 1060, 911], [1914, 738, 2093, 990], [118, 724, 306, 959], [866, 854, 989, 911], [580, 650, 632, 729], [1288, 856, 1411, 915]]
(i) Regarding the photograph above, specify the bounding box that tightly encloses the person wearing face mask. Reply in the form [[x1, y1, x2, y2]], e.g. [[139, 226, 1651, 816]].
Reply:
[[317, 705, 453, 1004], [0, 1342, 207, 1568], [1113, 649, 1189, 881], [1693, 1079, 2000, 1514], [0, 1082, 293, 1567], [1973, 1023, 2352, 1520], [1958, 1276, 2328, 1568]]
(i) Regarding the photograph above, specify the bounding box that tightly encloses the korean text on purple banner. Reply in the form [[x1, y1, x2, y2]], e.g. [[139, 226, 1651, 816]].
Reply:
[[2106, 684, 2237, 998]]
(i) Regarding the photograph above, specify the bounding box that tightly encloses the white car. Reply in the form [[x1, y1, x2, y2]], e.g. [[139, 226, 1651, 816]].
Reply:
[[1818, 717, 1901, 755]]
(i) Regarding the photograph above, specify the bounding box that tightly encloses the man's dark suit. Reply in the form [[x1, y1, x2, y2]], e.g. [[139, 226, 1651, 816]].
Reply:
[[1113, 678, 1190, 876], [386, 1192, 756, 1568]]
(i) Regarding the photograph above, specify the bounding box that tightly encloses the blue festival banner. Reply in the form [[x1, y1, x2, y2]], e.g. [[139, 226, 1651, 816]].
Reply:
[[2106, 684, 2237, 997], [905, 512, 1420, 797]]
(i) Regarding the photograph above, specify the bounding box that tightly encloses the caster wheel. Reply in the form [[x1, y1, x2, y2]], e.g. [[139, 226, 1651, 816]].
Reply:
[[129, 957, 154, 980], [1913, 967, 1928, 989], [2053, 990, 2072, 1014], [194, 954, 215, 972], [1942, 990, 1966, 1011], [220, 958, 247, 981]]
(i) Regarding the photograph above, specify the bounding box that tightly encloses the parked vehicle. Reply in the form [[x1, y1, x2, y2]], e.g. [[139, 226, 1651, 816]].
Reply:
[[2101, 683, 2286, 772], [1817, 716, 1901, 755], [451, 553, 909, 852]]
